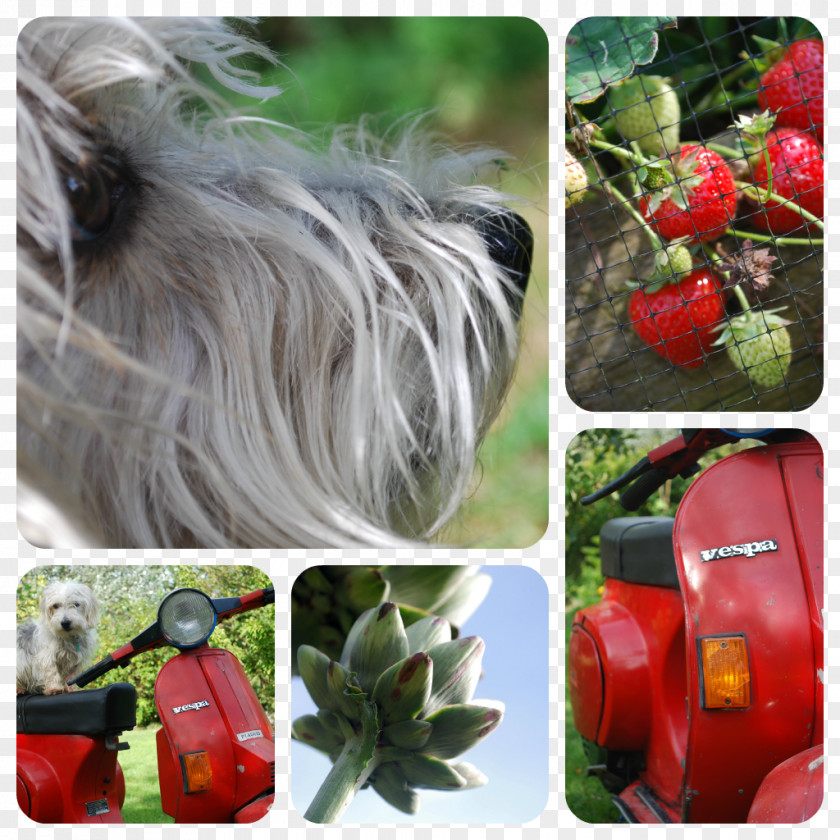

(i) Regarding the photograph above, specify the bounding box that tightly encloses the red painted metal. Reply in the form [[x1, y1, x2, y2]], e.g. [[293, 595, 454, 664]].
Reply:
[[568, 435, 823, 824], [675, 440, 822, 822], [747, 744, 824, 823], [17, 733, 125, 823], [156, 646, 275, 823]]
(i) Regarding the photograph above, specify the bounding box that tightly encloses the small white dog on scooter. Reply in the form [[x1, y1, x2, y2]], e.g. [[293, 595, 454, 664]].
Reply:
[[16, 581, 100, 695]]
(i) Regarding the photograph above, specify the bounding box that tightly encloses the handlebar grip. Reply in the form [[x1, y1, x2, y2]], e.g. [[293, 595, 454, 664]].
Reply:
[[619, 468, 670, 511], [70, 654, 115, 688]]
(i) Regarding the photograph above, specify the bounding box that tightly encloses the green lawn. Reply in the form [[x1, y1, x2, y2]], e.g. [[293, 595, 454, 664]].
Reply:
[[118, 727, 172, 823]]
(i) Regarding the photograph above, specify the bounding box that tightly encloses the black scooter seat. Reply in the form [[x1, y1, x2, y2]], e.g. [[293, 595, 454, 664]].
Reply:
[[600, 517, 680, 589], [17, 683, 137, 737]]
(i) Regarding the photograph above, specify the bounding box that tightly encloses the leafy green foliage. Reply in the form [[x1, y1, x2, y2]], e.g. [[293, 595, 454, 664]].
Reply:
[[566, 18, 675, 104], [16, 566, 274, 727]]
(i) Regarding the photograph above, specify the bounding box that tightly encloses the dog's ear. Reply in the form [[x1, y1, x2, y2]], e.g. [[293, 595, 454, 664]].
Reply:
[[39, 583, 59, 621], [85, 587, 100, 625]]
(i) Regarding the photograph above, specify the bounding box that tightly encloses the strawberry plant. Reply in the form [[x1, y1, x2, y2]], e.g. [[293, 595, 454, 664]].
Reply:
[[609, 75, 680, 156], [639, 145, 737, 242], [628, 267, 725, 369], [564, 16, 823, 412], [746, 126, 823, 234], [756, 38, 823, 143]]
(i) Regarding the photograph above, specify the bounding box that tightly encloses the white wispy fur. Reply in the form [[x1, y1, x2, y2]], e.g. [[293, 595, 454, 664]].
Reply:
[[17, 18, 528, 548], [17, 581, 100, 694]]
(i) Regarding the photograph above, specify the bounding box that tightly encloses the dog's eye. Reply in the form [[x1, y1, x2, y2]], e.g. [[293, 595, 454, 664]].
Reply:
[[61, 156, 128, 243]]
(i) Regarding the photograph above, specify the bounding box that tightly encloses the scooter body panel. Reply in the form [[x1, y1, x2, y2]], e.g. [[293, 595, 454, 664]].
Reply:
[[570, 577, 687, 812], [747, 744, 824, 823], [674, 441, 823, 822], [155, 646, 274, 823], [17, 733, 125, 823]]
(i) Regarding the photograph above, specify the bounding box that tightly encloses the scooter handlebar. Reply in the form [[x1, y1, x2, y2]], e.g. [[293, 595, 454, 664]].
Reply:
[[69, 654, 116, 688]]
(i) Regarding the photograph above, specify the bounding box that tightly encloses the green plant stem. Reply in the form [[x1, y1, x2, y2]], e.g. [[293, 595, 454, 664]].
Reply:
[[604, 180, 663, 251], [734, 180, 824, 231], [725, 227, 823, 247], [304, 701, 381, 824]]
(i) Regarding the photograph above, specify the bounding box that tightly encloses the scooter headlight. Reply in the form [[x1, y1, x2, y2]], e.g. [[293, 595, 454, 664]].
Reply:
[[159, 589, 217, 648]]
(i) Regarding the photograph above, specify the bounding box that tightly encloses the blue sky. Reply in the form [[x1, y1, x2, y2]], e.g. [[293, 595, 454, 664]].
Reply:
[[291, 564, 549, 824]]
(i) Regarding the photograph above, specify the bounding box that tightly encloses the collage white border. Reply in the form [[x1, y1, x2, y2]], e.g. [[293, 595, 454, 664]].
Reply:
[[2, 0, 836, 835]]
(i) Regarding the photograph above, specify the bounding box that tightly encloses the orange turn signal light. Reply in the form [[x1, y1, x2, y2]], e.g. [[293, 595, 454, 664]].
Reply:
[[699, 635, 750, 709], [181, 751, 212, 793]]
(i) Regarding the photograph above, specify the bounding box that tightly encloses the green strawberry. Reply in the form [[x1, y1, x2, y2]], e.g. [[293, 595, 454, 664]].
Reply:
[[714, 309, 791, 390], [565, 148, 588, 209], [609, 75, 680, 156], [653, 243, 693, 279]]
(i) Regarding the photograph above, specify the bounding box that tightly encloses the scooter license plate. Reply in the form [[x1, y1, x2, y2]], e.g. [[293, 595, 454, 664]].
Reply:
[[85, 798, 110, 817]]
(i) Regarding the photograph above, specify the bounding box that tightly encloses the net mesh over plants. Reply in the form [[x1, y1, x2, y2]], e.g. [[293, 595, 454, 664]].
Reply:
[[565, 16, 823, 411]]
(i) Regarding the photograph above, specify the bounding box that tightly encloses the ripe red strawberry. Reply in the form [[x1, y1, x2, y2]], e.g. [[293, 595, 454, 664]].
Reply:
[[749, 127, 823, 234], [757, 38, 824, 143], [628, 267, 725, 369], [639, 145, 737, 242]]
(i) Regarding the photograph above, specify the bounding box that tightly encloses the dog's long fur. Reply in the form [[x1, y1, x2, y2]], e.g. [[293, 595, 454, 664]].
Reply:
[[17, 581, 100, 694], [17, 18, 532, 548]]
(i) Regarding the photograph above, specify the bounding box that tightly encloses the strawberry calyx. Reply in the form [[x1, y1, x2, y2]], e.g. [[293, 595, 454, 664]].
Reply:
[[712, 307, 789, 349], [747, 34, 788, 76], [642, 147, 705, 214]]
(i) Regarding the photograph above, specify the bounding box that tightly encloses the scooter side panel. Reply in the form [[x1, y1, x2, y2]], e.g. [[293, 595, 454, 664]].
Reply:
[[17, 734, 124, 823], [155, 652, 237, 822], [195, 648, 275, 818], [674, 443, 821, 823]]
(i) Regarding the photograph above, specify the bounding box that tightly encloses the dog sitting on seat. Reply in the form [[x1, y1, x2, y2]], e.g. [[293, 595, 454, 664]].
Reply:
[[17, 581, 100, 695]]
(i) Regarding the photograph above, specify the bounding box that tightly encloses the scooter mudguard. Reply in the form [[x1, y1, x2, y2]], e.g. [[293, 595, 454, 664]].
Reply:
[[675, 440, 823, 823], [155, 647, 274, 823], [17, 734, 126, 823], [747, 744, 824, 823]]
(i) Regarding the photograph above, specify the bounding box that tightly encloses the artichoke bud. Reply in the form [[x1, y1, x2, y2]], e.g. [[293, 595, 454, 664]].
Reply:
[[372, 652, 433, 724], [298, 644, 339, 712], [423, 636, 485, 716], [341, 602, 409, 693], [394, 752, 467, 790], [291, 713, 343, 755], [405, 614, 451, 653], [382, 719, 433, 750], [326, 660, 364, 719], [421, 703, 505, 760], [295, 602, 503, 817]]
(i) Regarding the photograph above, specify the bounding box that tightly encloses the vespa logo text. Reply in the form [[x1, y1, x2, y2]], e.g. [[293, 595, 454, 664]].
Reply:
[[700, 539, 778, 562], [172, 700, 211, 715]]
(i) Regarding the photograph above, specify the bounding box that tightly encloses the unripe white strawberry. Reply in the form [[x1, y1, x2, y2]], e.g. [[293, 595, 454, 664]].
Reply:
[[609, 75, 681, 156], [714, 309, 791, 390], [565, 148, 588, 209]]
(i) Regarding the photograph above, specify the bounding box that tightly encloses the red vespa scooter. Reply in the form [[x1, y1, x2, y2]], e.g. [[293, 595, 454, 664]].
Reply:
[[568, 430, 823, 823], [17, 586, 275, 824]]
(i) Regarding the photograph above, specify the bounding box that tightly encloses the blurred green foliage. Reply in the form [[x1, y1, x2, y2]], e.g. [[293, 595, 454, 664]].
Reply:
[[17, 566, 274, 727], [253, 17, 548, 156]]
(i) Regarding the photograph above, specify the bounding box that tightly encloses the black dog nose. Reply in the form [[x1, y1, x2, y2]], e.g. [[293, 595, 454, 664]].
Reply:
[[61, 619, 72, 631], [473, 211, 533, 317]]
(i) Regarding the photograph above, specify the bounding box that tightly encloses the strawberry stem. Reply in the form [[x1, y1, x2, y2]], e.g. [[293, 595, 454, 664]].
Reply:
[[725, 227, 823, 247], [734, 180, 825, 231], [603, 180, 664, 251]]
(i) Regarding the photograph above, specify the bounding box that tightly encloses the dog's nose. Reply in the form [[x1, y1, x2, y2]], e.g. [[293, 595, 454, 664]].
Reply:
[[61, 619, 72, 631], [473, 211, 533, 317]]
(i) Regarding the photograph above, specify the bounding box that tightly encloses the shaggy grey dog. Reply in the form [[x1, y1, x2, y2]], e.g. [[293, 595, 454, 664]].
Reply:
[[17, 581, 100, 694], [17, 18, 533, 548]]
